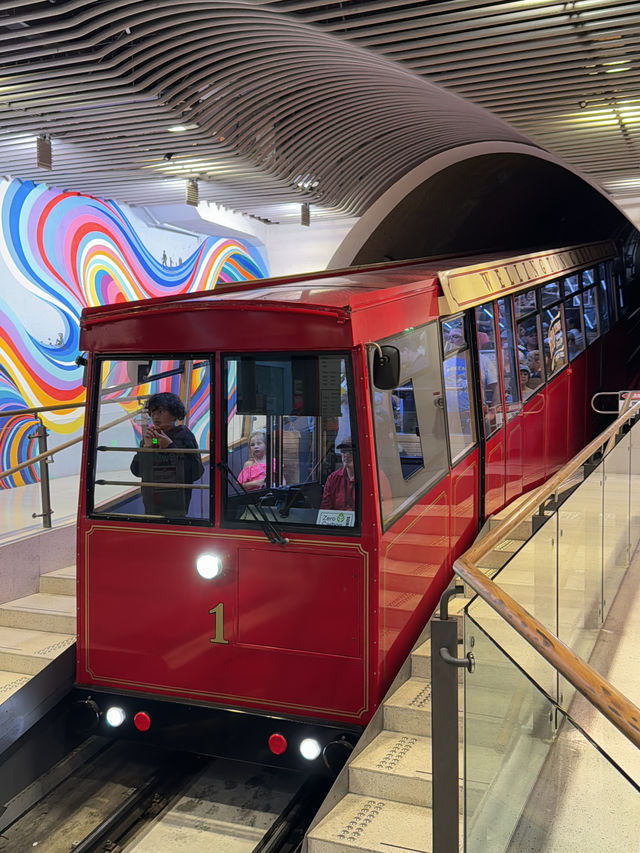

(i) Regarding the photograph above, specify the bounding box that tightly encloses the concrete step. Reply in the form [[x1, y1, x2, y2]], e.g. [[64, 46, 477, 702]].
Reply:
[[410, 640, 430, 680], [0, 593, 76, 634], [383, 677, 431, 736], [39, 565, 76, 596], [0, 625, 75, 675], [349, 731, 433, 808], [0, 670, 31, 703], [475, 538, 523, 572], [487, 516, 534, 541], [307, 792, 433, 853]]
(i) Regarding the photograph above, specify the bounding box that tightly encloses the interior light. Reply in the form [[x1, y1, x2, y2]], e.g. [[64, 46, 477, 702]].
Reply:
[[299, 738, 322, 760], [105, 706, 126, 727], [196, 554, 221, 579]]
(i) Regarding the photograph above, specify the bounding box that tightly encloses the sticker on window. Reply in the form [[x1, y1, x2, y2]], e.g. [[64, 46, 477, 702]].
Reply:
[[316, 509, 356, 527]]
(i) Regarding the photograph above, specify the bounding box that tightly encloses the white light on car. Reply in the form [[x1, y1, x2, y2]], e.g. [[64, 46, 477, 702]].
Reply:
[[105, 706, 126, 727], [299, 738, 322, 761], [196, 554, 222, 579]]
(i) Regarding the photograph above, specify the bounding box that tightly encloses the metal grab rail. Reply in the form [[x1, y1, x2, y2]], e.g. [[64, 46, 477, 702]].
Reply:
[[0, 406, 143, 482], [0, 402, 86, 528], [1, 403, 85, 418], [452, 398, 640, 751], [0, 403, 138, 531]]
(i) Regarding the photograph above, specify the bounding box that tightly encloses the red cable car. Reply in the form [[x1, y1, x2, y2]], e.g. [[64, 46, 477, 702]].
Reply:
[[73, 240, 625, 771]]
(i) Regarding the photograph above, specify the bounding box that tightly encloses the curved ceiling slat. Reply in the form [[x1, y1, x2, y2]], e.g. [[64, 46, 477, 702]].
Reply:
[[0, 0, 635, 225]]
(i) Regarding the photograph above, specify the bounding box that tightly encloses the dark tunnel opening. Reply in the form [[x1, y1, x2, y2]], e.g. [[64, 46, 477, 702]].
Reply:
[[351, 153, 632, 265]]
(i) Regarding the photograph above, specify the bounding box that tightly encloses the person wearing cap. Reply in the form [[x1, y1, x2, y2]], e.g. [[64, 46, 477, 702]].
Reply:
[[321, 438, 356, 510]]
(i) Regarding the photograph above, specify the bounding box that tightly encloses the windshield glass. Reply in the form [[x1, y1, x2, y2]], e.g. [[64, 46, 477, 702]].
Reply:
[[91, 357, 211, 522], [223, 354, 359, 530]]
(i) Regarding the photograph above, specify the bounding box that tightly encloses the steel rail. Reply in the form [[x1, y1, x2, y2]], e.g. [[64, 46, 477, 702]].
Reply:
[[453, 399, 640, 751]]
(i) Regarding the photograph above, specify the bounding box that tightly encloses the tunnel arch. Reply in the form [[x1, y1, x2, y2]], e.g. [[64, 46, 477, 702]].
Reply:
[[330, 143, 632, 267]]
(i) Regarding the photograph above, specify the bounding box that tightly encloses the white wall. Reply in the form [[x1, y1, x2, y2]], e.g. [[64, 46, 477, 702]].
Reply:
[[262, 218, 358, 277], [196, 200, 357, 276]]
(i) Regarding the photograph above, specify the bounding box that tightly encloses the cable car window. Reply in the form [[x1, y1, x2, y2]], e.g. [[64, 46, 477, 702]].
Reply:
[[541, 281, 561, 307], [583, 286, 600, 345], [514, 289, 537, 321], [91, 358, 210, 523], [582, 268, 595, 287], [371, 323, 448, 526], [597, 265, 610, 334], [223, 354, 359, 530], [616, 269, 625, 315], [517, 316, 545, 399], [441, 316, 476, 463], [475, 305, 501, 437], [564, 274, 580, 294], [542, 304, 567, 377], [497, 298, 521, 421], [564, 293, 585, 360], [393, 381, 424, 480]]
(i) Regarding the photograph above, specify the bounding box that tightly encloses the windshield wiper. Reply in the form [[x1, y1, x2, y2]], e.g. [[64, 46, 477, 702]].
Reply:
[[216, 461, 289, 546]]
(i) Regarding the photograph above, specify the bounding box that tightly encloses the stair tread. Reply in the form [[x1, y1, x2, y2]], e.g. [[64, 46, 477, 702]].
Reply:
[[411, 640, 430, 660], [351, 731, 432, 777], [0, 670, 31, 700], [386, 677, 431, 710], [308, 792, 432, 853], [0, 593, 76, 616], [0, 625, 74, 658], [41, 565, 76, 580]]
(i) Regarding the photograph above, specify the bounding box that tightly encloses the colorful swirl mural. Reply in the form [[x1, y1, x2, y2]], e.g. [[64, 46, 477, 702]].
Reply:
[[0, 179, 268, 488]]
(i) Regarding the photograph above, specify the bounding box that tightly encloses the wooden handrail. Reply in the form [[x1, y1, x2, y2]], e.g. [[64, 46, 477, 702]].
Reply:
[[453, 399, 640, 750]]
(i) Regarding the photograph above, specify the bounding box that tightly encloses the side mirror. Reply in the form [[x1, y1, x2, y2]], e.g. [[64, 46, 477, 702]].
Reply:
[[372, 345, 400, 390], [137, 360, 152, 385], [75, 353, 88, 388]]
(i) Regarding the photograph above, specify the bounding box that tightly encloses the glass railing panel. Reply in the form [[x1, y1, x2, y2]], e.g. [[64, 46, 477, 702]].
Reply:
[[464, 614, 555, 852], [507, 708, 640, 851], [467, 515, 558, 700], [602, 433, 631, 621], [464, 613, 640, 853], [556, 465, 604, 709]]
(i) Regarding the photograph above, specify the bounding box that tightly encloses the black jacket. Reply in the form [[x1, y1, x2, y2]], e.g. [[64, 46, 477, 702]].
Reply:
[[130, 425, 204, 517]]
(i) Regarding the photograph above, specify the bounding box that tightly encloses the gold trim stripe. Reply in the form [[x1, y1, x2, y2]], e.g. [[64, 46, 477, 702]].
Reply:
[[438, 241, 614, 314]]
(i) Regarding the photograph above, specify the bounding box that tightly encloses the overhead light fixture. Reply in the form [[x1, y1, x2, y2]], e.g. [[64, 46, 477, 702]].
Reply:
[[36, 135, 52, 170], [301, 203, 310, 227], [186, 179, 199, 206], [168, 123, 199, 133]]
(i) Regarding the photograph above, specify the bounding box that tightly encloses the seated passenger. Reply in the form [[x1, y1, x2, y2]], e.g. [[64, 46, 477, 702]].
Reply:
[[321, 437, 356, 510], [526, 349, 542, 387], [238, 430, 269, 490], [130, 392, 203, 517]]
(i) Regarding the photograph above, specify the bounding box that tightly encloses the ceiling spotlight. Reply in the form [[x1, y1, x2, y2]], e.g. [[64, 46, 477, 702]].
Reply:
[[36, 135, 52, 170], [168, 123, 199, 133], [579, 100, 587, 108], [186, 179, 199, 206]]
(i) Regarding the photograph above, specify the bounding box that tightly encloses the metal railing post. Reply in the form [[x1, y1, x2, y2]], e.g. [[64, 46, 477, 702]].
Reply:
[[29, 416, 53, 528], [431, 585, 474, 853]]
